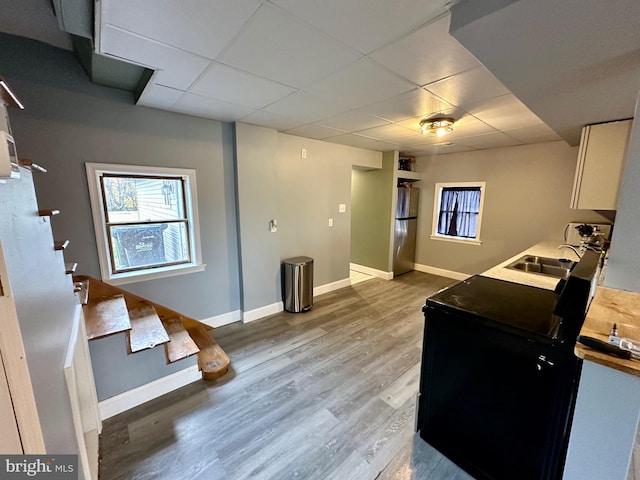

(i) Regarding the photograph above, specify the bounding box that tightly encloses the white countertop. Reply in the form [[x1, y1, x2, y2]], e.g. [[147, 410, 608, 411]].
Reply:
[[481, 240, 581, 290]]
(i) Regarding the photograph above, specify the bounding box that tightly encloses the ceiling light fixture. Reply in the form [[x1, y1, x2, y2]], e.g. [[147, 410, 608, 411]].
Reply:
[[420, 117, 455, 137]]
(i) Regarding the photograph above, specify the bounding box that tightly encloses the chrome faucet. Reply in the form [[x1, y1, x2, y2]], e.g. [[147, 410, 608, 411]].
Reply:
[[558, 244, 582, 258]]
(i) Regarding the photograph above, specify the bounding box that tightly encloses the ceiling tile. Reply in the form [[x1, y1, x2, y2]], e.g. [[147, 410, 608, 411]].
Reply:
[[284, 124, 347, 140], [455, 132, 523, 149], [270, 0, 449, 54], [263, 91, 345, 123], [100, 25, 210, 90], [318, 111, 389, 132], [355, 123, 418, 140], [171, 93, 255, 121], [101, 0, 261, 59], [190, 63, 296, 109], [411, 142, 477, 155], [467, 94, 546, 130], [370, 15, 481, 86], [358, 89, 452, 123], [424, 66, 510, 108], [137, 81, 183, 109], [240, 110, 305, 131], [218, 5, 360, 89], [305, 58, 416, 110], [328, 134, 402, 151], [504, 124, 562, 144]]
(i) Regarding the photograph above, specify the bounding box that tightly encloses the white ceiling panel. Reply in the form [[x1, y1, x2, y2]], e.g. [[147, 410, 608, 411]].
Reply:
[[355, 123, 419, 140], [8, 0, 615, 153], [329, 133, 402, 151], [412, 142, 477, 155], [189, 63, 296, 109], [100, 25, 210, 90], [269, 0, 449, 54], [171, 93, 255, 121], [240, 110, 305, 131], [504, 124, 562, 144], [305, 58, 416, 110], [456, 132, 523, 149], [263, 91, 345, 124], [318, 111, 389, 132], [370, 15, 480, 86], [284, 124, 347, 140], [101, 0, 261, 59], [358, 89, 453, 123], [218, 5, 360, 89], [137, 81, 184, 109], [424, 66, 510, 108]]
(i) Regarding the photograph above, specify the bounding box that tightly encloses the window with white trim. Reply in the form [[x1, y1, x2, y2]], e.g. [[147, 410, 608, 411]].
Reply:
[[431, 182, 486, 245], [86, 163, 204, 285]]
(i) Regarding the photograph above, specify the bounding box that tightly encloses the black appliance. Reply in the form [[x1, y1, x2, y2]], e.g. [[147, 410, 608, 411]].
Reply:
[[417, 251, 601, 480]]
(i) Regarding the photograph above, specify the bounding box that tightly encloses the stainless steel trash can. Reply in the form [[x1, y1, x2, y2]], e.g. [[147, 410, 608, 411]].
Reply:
[[283, 256, 313, 312]]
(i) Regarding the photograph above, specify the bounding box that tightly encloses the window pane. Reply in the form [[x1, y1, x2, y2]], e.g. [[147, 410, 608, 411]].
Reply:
[[109, 222, 189, 272], [102, 176, 185, 224], [437, 187, 481, 239]]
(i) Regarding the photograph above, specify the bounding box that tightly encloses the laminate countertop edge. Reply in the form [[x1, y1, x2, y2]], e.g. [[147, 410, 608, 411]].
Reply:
[[575, 286, 640, 377]]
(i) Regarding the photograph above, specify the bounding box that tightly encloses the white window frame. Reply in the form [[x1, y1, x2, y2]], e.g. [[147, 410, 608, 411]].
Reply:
[[85, 163, 205, 285], [430, 181, 486, 246]]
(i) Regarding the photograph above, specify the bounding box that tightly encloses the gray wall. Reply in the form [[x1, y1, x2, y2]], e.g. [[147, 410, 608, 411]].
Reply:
[[604, 99, 640, 291], [350, 151, 395, 272], [0, 34, 241, 321], [235, 122, 381, 312], [414, 141, 609, 274], [0, 168, 79, 455], [0, 34, 240, 399]]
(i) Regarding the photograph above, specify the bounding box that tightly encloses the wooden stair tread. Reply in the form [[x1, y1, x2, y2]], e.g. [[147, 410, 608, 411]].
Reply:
[[128, 304, 170, 353], [39, 209, 60, 217], [187, 325, 230, 380], [84, 294, 131, 340], [65, 262, 78, 274], [54, 239, 70, 251], [73, 279, 89, 305], [162, 317, 200, 363]]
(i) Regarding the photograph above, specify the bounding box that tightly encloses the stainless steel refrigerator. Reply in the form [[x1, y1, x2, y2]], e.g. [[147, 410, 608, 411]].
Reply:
[[393, 187, 419, 276]]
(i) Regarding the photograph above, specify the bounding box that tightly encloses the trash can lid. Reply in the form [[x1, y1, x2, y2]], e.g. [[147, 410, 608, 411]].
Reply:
[[283, 256, 314, 265]]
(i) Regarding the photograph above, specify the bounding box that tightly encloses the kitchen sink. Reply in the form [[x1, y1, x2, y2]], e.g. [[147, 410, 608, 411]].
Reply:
[[505, 255, 575, 279]]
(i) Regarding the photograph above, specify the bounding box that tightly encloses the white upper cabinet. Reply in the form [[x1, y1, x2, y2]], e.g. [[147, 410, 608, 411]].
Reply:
[[571, 119, 632, 210]]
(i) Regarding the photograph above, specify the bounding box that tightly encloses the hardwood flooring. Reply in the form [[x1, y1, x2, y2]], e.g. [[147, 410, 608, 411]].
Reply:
[[99, 271, 474, 480]]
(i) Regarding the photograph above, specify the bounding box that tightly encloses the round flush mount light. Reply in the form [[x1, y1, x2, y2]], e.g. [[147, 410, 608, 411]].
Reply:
[[420, 117, 455, 137]]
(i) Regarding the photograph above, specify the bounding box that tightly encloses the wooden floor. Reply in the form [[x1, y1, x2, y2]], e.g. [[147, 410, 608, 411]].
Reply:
[[99, 271, 474, 480]]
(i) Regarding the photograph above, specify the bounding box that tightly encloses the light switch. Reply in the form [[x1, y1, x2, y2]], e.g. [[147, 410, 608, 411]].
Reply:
[[338, 204, 346, 213], [269, 219, 278, 232], [328, 218, 333, 227], [301, 148, 307, 159]]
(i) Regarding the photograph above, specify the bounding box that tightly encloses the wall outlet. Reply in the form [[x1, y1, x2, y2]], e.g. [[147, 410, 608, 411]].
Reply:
[[328, 218, 333, 227], [269, 219, 278, 233], [301, 148, 307, 159], [338, 204, 346, 213]]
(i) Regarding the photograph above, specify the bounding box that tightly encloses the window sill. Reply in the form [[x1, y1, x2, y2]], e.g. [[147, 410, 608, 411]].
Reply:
[[103, 263, 206, 286], [430, 235, 482, 246]]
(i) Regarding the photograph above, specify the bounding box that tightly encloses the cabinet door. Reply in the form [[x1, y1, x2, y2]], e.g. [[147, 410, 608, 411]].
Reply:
[[571, 119, 632, 210]]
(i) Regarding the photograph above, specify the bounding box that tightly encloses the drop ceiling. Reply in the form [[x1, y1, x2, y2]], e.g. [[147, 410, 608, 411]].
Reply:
[[3, 0, 639, 155]]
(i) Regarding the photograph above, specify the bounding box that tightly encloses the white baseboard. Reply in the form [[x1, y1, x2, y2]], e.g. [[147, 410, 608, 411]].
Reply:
[[414, 263, 470, 281], [350, 263, 394, 280], [243, 301, 283, 323], [200, 310, 242, 328], [98, 365, 201, 420], [314, 278, 351, 296]]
